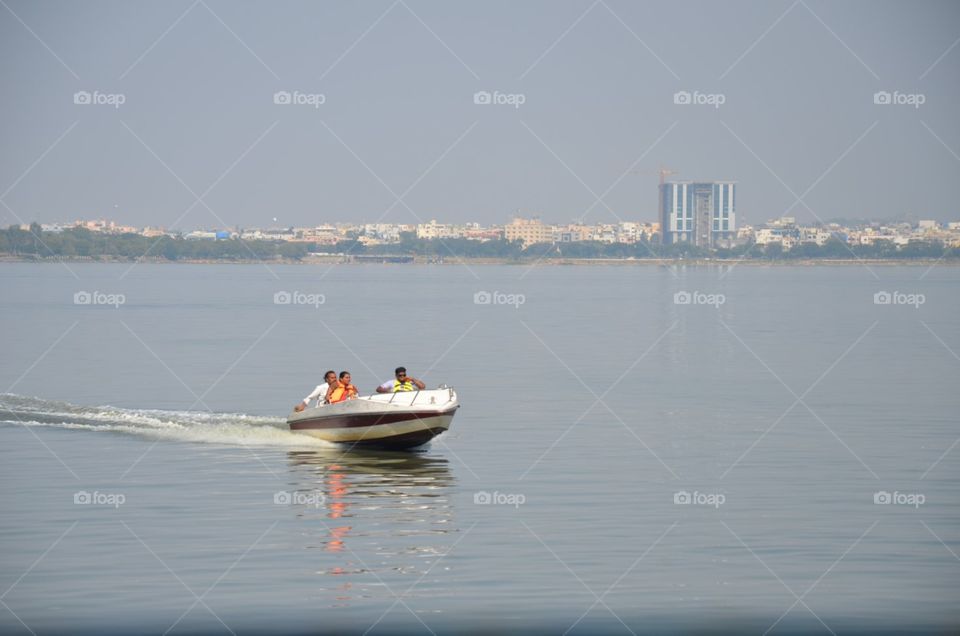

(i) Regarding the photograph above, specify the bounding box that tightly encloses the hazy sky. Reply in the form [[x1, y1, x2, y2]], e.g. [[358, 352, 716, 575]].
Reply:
[[1, 0, 958, 229]]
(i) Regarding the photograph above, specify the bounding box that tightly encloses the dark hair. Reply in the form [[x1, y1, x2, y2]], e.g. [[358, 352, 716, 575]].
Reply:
[[395, 366, 406, 375], [325, 370, 336, 378], [339, 371, 350, 380]]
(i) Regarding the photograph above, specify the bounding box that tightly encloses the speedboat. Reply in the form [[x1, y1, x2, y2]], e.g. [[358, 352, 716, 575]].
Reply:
[[287, 387, 459, 450]]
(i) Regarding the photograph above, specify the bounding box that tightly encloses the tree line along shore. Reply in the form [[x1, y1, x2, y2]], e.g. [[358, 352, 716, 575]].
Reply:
[[2, 224, 958, 263]]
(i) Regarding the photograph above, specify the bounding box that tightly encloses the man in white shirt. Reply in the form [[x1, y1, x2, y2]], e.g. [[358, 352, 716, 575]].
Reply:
[[376, 366, 426, 393], [293, 370, 337, 412]]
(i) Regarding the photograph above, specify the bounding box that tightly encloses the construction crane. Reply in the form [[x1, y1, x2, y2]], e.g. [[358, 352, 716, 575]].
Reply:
[[631, 166, 679, 184], [655, 166, 678, 185]]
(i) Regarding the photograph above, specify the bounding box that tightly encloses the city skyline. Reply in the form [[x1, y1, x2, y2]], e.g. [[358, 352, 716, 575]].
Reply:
[[17, 210, 960, 251], [16, 176, 956, 235], [20, 208, 959, 233]]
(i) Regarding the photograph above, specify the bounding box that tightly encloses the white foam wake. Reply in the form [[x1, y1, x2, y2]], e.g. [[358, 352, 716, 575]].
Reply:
[[0, 394, 333, 448]]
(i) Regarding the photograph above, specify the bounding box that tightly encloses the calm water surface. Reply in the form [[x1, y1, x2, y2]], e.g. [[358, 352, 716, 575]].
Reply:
[[1, 262, 958, 634]]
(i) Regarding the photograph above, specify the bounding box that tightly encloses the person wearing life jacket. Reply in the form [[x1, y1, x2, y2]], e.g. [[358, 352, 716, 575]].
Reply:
[[375, 366, 426, 393], [325, 371, 359, 403], [293, 370, 337, 412]]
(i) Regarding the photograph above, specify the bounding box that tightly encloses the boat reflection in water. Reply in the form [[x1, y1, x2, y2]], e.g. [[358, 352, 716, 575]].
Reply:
[[285, 449, 456, 608]]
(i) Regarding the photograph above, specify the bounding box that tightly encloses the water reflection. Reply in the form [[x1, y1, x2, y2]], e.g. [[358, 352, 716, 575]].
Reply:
[[285, 449, 456, 607]]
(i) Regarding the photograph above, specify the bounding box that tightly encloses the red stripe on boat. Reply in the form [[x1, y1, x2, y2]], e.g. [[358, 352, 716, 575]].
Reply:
[[289, 409, 455, 430]]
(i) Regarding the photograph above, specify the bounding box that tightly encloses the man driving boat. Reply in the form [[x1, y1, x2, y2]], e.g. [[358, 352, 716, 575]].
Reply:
[[376, 367, 426, 393]]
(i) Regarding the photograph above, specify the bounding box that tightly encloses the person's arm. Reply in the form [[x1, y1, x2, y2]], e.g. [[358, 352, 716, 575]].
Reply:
[[409, 377, 426, 390], [304, 385, 326, 404], [295, 385, 324, 411], [375, 381, 391, 393]]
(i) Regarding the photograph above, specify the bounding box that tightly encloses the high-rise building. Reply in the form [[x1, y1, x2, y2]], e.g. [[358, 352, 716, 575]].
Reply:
[[659, 181, 736, 247]]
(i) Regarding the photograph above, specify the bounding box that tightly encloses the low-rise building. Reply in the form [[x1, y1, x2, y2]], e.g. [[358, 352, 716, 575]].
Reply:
[[417, 220, 460, 240], [462, 227, 503, 241], [755, 227, 798, 246], [185, 230, 219, 240], [504, 216, 551, 245], [555, 224, 590, 243]]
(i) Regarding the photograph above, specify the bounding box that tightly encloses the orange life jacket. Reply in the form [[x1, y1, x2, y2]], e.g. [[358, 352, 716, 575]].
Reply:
[[329, 382, 356, 403]]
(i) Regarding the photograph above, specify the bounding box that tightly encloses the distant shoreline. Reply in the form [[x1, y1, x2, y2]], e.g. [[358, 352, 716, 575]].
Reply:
[[1, 254, 957, 267]]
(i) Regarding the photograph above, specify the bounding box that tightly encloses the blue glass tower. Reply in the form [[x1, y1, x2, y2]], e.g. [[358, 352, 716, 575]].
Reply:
[[660, 181, 736, 247]]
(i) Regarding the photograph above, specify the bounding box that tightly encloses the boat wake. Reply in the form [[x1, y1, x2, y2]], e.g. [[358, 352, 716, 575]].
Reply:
[[0, 394, 333, 448]]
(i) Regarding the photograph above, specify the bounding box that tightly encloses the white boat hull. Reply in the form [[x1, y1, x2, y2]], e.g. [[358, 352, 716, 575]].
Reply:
[[286, 388, 459, 449]]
